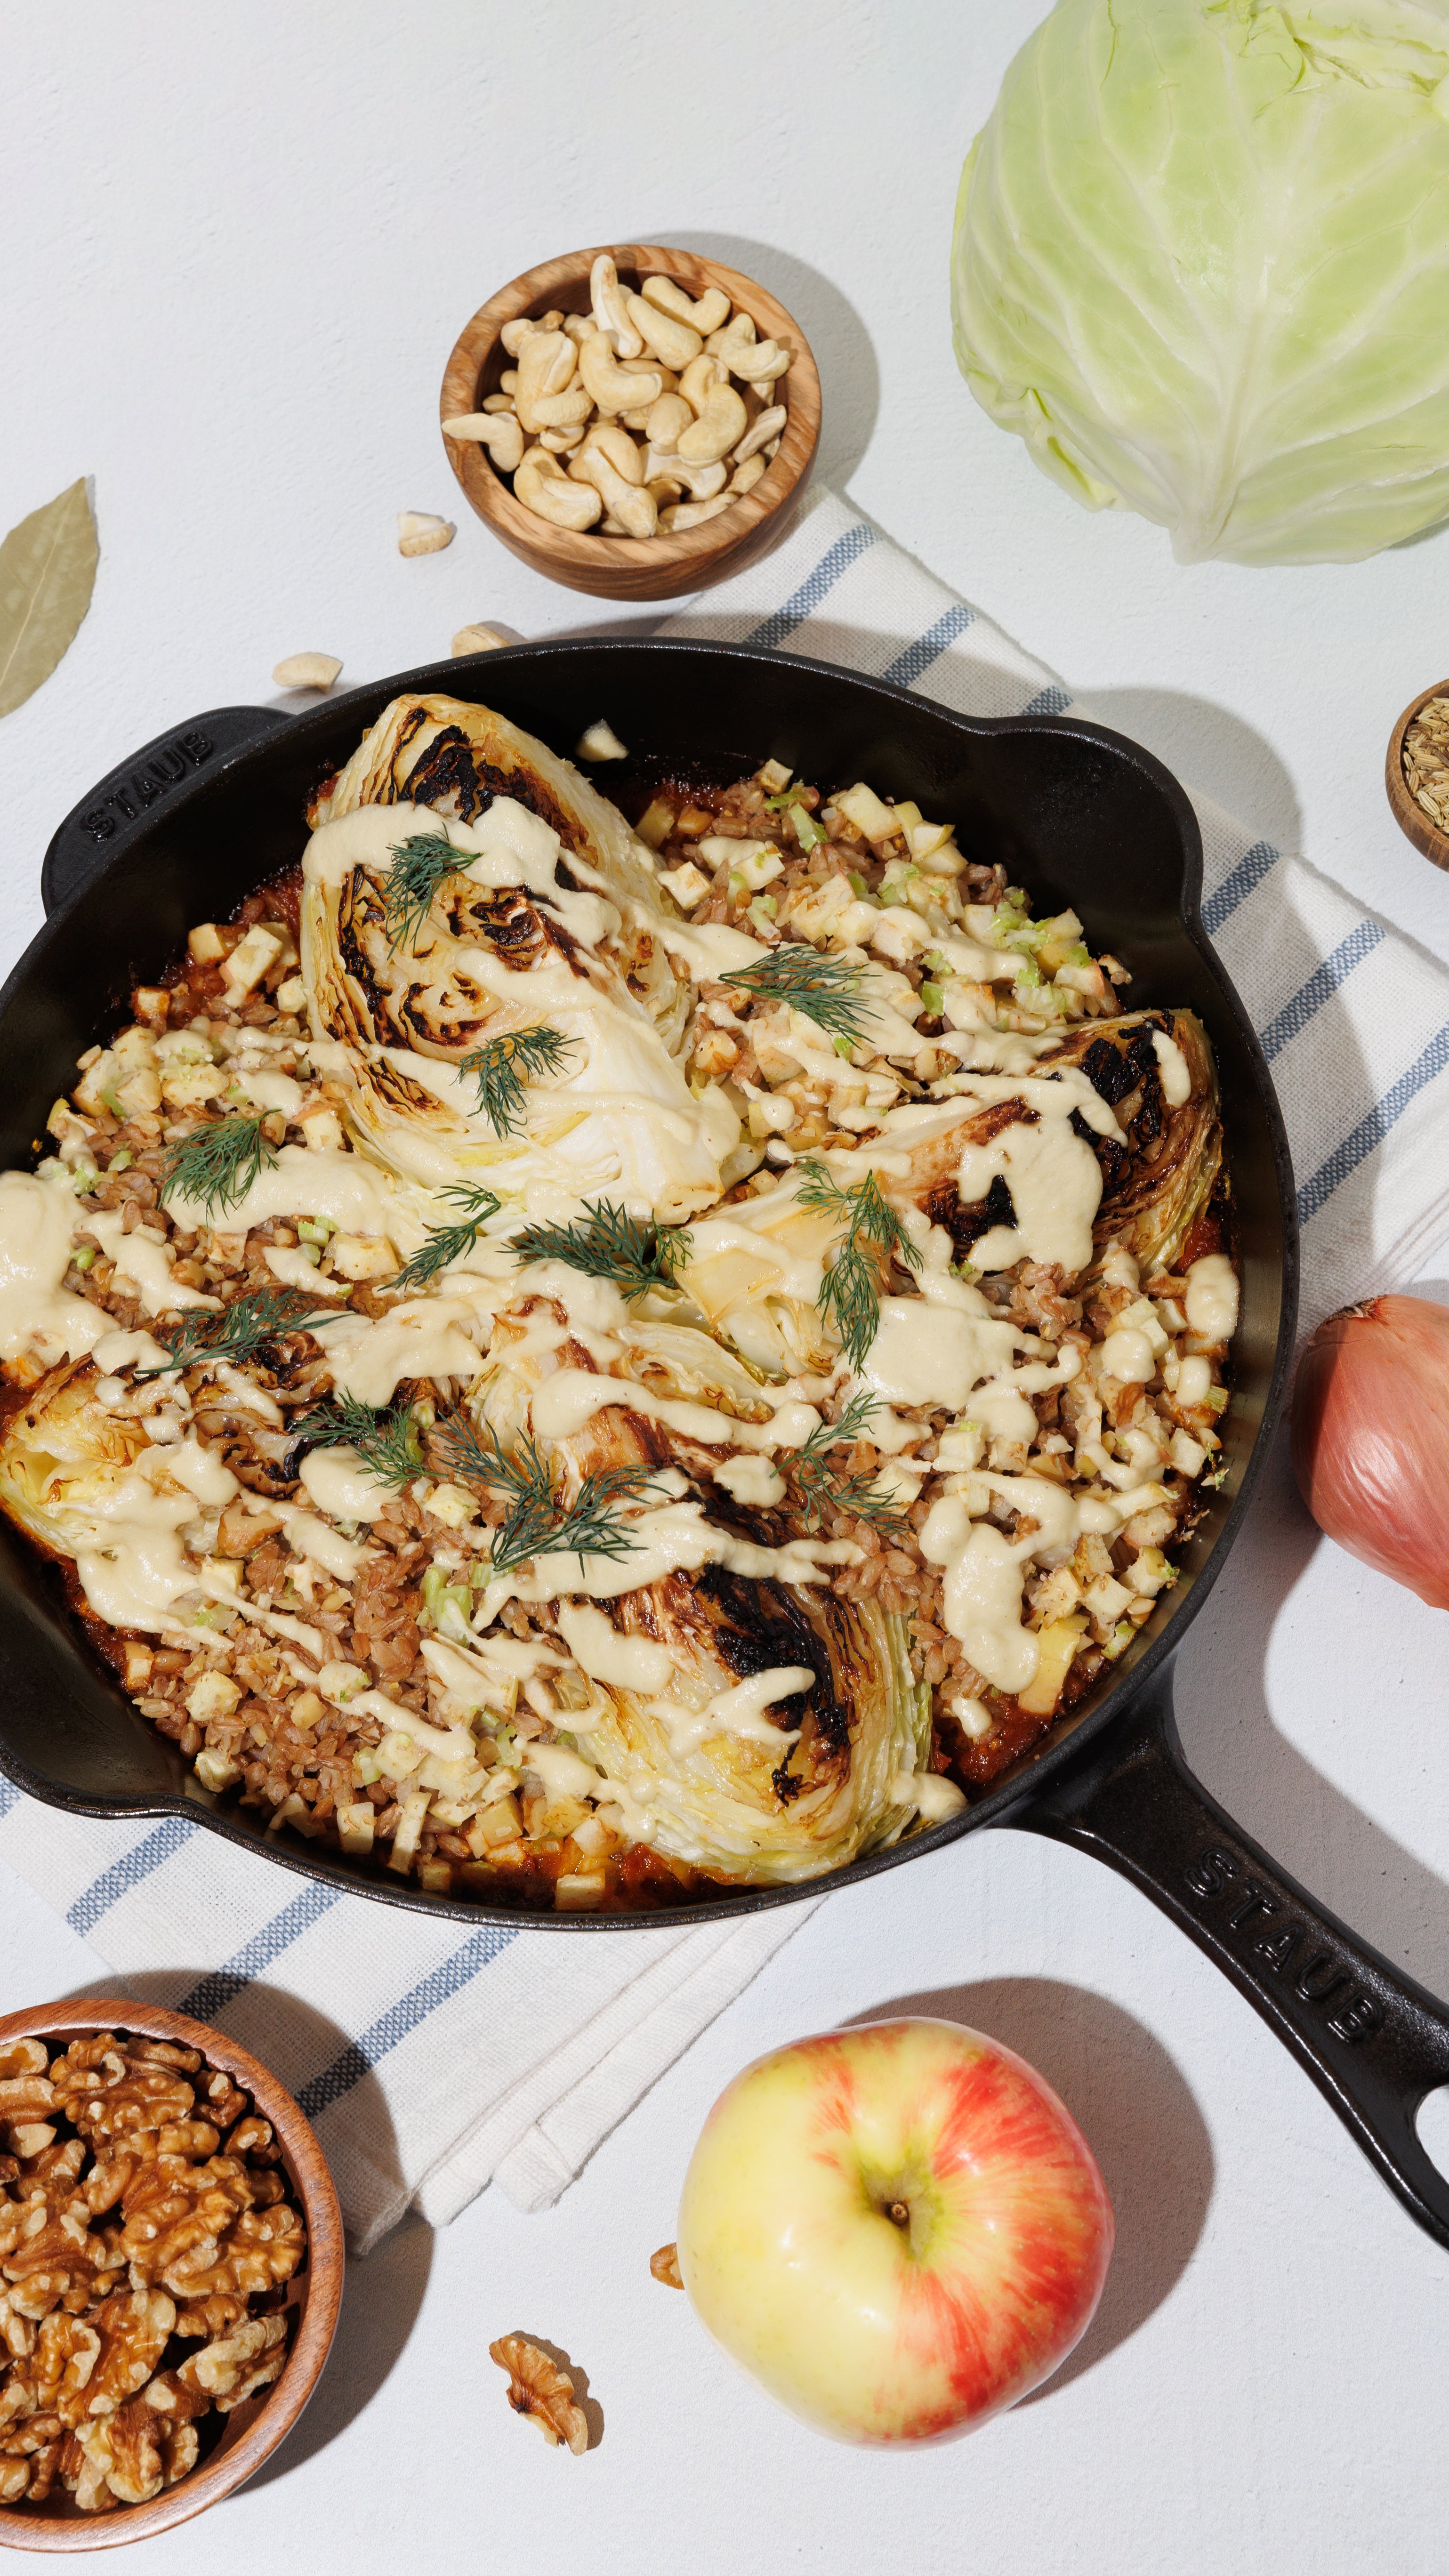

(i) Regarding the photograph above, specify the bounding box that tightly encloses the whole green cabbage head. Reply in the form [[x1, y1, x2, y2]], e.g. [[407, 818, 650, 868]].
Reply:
[[952, 0, 1449, 564]]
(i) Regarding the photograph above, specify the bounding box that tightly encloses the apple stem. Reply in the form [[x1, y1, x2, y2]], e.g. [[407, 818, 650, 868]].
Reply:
[[887, 2201, 910, 2228]]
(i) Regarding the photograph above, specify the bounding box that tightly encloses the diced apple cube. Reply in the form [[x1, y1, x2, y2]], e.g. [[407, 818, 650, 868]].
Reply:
[[835, 782, 900, 843], [659, 863, 709, 910], [336, 1801, 376, 1856], [221, 925, 284, 998], [1017, 1614, 1089, 1717], [186, 1671, 243, 1724], [188, 923, 228, 964], [327, 1233, 397, 1280]]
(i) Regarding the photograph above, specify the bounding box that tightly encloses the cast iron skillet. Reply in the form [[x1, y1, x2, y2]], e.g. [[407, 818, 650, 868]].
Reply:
[[9, 641, 1449, 2247]]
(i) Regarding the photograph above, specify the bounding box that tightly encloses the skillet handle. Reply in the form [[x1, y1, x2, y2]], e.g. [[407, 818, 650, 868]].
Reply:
[[41, 705, 289, 916], [1012, 1665, 1449, 2248]]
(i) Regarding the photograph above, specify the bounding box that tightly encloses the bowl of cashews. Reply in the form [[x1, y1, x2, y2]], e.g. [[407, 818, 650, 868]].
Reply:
[[440, 243, 821, 601]]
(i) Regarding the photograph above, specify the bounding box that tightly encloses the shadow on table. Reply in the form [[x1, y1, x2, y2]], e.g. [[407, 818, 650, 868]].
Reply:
[[843, 1977, 1213, 2399], [1080, 685, 1303, 858], [67, 1973, 435, 2479]]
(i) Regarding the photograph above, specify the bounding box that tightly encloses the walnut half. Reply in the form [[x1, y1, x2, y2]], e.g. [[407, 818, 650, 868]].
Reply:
[[488, 2335, 588, 2455]]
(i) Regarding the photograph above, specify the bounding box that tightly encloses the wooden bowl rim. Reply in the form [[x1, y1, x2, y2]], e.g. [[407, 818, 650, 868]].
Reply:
[[439, 241, 821, 588], [0, 1997, 344, 2552], [1385, 676, 1449, 870]]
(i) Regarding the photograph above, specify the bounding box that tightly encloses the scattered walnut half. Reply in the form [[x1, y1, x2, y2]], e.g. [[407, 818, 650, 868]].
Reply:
[[489, 2335, 589, 2454], [649, 2242, 683, 2289]]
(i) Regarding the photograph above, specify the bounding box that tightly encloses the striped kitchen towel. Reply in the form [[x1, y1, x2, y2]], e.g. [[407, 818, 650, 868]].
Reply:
[[665, 488, 1449, 1329], [4, 486, 1447, 2256]]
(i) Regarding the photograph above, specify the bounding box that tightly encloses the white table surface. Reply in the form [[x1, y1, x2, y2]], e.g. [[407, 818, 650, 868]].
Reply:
[[5, 4, 1449, 2568]]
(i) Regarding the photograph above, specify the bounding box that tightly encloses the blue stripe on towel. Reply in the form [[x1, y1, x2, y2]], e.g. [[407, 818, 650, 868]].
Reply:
[[176, 1881, 345, 2024], [297, 1922, 521, 2119], [745, 523, 878, 650], [67, 1817, 196, 1935], [883, 604, 975, 689], [1201, 840, 1280, 937], [0, 1778, 17, 1819], [1019, 684, 1072, 718], [1260, 921, 1385, 1062], [1298, 1020, 1449, 1225]]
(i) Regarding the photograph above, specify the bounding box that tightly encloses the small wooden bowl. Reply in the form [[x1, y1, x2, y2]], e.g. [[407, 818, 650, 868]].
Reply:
[[440, 243, 821, 602], [0, 1998, 344, 2552], [1386, 678, 1449, 873]]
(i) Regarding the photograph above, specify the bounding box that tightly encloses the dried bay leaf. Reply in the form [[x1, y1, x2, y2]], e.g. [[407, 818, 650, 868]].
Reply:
[[0, 478, 98, 719]]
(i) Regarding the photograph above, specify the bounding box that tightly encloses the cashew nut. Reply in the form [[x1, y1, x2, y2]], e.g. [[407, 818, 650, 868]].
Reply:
[[728, 453, 768, 495], [563, 312, 593, 344], [625, 291, 702, 371], [643, 448, 728, 501], [482, 393, 517, 414], [397, 512, 455, 555], [729, 338, 791, 386], [452, 625, 510, 655], [530, 383, 594, 429], [273, 652, 342, 690], [642, 275, 731, 336], [538, 423, 587, 454], [645, 392, 694, 451], [570, 433, 658, 538], [680, 353, 727, 415], [515, 449, 603, 532], [443, 411, 525, 473], [578, 329, 663, 416], [706, 313, 754, 360], [500, 317, 537, 358], [660, 497, 733, 531], [677, 381, 748, 466], [514, 331, 578, 433], [732, 403, 788, 465], [578, 421, 644, 483], [589, 254, 643, 359]]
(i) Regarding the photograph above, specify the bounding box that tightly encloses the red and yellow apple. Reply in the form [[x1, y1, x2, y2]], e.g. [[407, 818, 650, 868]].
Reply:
[[676, 2017, 1113, 2444]]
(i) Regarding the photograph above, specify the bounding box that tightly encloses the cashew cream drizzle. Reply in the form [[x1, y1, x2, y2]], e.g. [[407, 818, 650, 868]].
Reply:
[[0, 1171, 110, 1364]]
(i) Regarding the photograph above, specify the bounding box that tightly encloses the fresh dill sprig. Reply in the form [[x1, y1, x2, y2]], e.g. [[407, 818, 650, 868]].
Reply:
[[291, 1389, 423, 1490], [785, 1392, 911, 1539], [382, 831, 467, 954], [795, 1162, 922, 1371], [721, 943, 875, 1046], [387, 1183, 504, 1292], [432, 1414, 658, 1578], [137, 1287, 337, 1378], [457, 1025, 579, 1137], [510, 1199, 692, 1300], [161, 1115, 277, 1218]]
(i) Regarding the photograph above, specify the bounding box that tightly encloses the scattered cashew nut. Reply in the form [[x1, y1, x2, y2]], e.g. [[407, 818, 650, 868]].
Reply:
[[589, 254, 643, 359], [397, 512, 455, 555], [273, 653, 342, 691], [452, 624, 510, 655]]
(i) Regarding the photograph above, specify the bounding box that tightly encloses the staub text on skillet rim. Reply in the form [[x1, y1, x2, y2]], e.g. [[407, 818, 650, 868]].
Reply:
[[8, 639, 1449, 2250]]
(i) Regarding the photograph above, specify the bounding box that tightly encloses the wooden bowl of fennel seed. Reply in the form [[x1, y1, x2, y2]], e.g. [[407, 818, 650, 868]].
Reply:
[[1387, 680, 1449, 872]]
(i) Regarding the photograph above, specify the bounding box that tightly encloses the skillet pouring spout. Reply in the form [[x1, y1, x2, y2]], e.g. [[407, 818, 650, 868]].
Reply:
[[1014, 1660, 1449, 2251]]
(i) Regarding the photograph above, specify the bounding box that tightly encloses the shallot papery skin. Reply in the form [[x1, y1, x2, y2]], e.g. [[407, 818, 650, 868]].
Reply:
[[1291, 1296, 1449, 1610]]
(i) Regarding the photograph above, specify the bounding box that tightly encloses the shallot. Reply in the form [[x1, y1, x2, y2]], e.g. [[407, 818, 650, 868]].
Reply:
[[1290, 1295, 1449, 1610]]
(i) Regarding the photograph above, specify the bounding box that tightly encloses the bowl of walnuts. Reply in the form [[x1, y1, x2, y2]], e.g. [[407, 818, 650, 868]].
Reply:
[[0, 1999, 343, 2549], [440, 242, 821, 601]]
